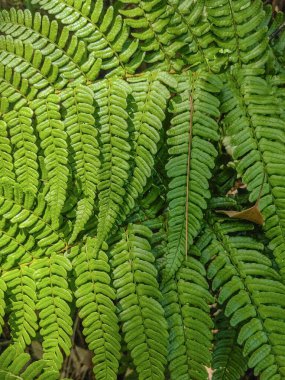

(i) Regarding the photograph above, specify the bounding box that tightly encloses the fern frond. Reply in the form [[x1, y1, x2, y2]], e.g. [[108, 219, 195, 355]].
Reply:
[[165, 71, 221, 278], [0, 119, 15, 183], [110, 223, 168, 380], [206, 0, 269, 68], [3, 107, 39, 194], [0, 36, 57, 96], [0, 182, 66, 256], [0, 77, 30, 115], [31, 254, 73, 369], [222, 69, 285, 280], [166, 0, 220, 72], [202, 218, 285, 379], [118, 71, 172, 224], [162, 255, 214, 380], [71, 237, 121, 380], [0, 345, 59, 379], [93, 78, 131, 252], [212, 312, 247, 380], [62, 85, 100, 243], [118, 0, 182, 70], [0, 34, 63, 86], [0, 8, 98, 83], [31, 94, 68, 228], [30, 0, 142, 76], [0, 219, 36, 270], [0, 79, 28, 110], [0, 276, 6, 335], [2, 265, 37, 351]]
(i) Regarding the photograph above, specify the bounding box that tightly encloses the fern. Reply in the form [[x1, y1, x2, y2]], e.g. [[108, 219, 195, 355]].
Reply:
[[162, 254, 214, 380], [1, 1, 285, 379], [201, 217, 285, 379], [206, 0, 269, 68], [222, 68, 285, 280], [70, 238, 121, 380], [3, 107, 39, 193], [110, 223, 168, 380], [0, 345, 60, 380], [93, 78, 131, 252], [3, 265, 37, 351], [62, 84, 100, 243], [165, 71, 221, 278], [212, 313, 248, 380]]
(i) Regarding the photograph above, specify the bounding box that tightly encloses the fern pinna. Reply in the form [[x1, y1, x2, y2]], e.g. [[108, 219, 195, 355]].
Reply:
[[0, 1, 285, 379]]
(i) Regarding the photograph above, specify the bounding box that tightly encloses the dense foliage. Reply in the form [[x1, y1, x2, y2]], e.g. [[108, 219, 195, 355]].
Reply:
[[1, 0, 285, 379]]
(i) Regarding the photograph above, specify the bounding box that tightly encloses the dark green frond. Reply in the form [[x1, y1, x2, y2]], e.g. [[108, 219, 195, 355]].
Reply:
[[162, 255, 214, 380], [166, 0, 220, 72], [222, 69, 285, 280], [212, 313, 247, 380], [202, 218, 285, 379], [165, 71, 221, 278]]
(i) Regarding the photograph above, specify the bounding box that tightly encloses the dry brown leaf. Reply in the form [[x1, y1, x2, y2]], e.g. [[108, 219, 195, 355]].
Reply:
[[216, 203, 264, 225], [205, 366, 215, 380]]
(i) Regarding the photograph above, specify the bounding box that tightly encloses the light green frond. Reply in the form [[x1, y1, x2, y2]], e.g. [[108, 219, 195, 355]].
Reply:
[[30, 0, 141, 76], [0, 219, 36, 270], [0, 8, 94, 84], [93, 78, 131, 252], [0, 345, 59, 380], [110, 223, 168, 380], [0, 37, 58, 96], [62, 85, 100, 243], [0, 118, 15, 183], [2, 265, 38, 351], [0, 276, 7, 335], [71, 237, 121, 380], [165, 71, 221, 278], [0, 79, 28, 109], [202, 218, 285, 379], [118, 0, 183, 70], [3, 107, 39, 194], [162, 255, 214, 380], [31, 254, 73, 370], [0, 182, 66, 256], [31, 94, 68, 228], [0, 34, 63, 87]]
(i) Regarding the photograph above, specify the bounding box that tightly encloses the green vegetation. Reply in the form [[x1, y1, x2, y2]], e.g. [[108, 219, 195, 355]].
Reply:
[[0, 0, 285, 379]]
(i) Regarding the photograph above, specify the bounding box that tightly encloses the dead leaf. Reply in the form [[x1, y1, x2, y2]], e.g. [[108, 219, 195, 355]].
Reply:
[[205, 366, 215, 380], [216, 203, 264, 225]]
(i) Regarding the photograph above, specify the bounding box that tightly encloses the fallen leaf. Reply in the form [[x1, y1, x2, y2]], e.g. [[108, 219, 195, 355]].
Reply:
[[205, 366, 215, 380], [216, 203, 264, 225]]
